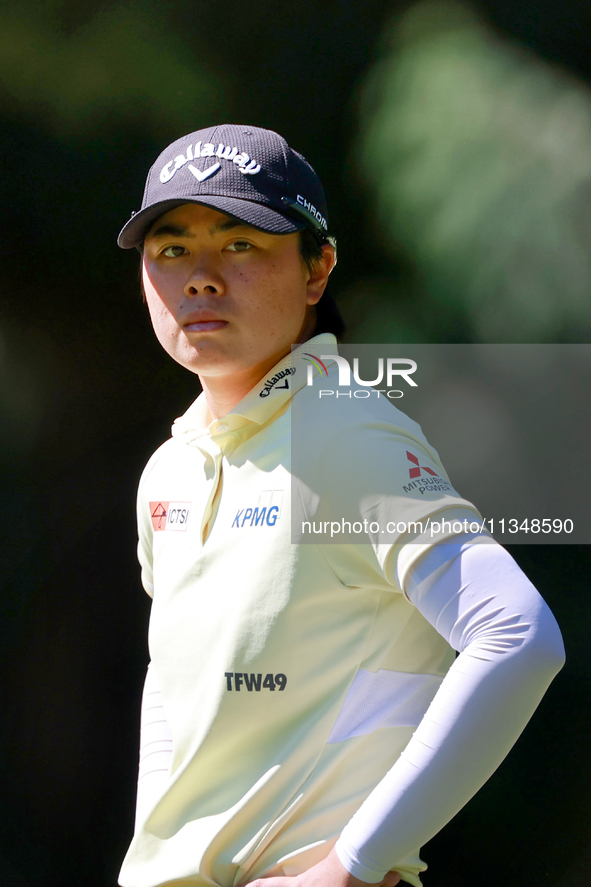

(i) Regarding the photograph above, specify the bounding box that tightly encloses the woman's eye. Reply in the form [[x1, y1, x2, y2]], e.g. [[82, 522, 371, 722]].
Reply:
[[162, 245, 186, 258], [226, 240, 252, 252]]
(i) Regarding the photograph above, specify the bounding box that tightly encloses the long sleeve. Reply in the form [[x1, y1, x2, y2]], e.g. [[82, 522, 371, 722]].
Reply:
[[335, 538, 565, 883]]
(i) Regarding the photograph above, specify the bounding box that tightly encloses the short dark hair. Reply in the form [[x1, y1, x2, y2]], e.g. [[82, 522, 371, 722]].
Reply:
[[299, 228, 346, 341], [298, 227, 325, 273]]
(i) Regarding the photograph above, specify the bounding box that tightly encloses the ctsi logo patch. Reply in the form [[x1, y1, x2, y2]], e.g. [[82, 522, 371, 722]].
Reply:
[[150, 501, 192, 532]]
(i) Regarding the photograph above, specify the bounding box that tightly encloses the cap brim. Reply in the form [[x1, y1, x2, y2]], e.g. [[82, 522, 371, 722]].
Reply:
[[117, 196, 303, 249]]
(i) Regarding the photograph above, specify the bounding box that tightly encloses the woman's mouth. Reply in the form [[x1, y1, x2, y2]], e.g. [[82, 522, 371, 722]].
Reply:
[[184, 320, 228, 332]]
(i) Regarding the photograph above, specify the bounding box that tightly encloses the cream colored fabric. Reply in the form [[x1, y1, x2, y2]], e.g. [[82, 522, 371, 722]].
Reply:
[[120, 335, 482, 887], [335, 539, 565, 883]]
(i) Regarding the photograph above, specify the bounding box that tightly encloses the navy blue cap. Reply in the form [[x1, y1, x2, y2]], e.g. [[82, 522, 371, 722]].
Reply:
[[117, 124, 333, 249]]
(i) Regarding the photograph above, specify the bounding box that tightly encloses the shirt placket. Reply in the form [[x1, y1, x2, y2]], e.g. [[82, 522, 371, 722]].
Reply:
[[194, 436, 224, 546]]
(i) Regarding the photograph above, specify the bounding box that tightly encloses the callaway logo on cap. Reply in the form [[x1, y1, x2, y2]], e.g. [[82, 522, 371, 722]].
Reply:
[[117, 124, 334, 250]]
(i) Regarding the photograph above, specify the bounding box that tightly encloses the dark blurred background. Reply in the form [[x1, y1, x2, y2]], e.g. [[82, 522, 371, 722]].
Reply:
[[0, 1, 590, 885]]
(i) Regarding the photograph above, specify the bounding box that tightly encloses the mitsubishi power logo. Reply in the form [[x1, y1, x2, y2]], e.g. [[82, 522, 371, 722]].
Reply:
[[406, 451, 439, 479]]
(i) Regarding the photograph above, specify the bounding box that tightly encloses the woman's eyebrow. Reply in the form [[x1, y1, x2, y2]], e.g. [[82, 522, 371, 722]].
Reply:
[[148, 223, 195, 240], [209, 218, 252, 234], [147, 218, 252, 240]]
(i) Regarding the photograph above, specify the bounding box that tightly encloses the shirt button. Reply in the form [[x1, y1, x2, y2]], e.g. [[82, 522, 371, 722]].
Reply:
[[216, 424, 229, 433]]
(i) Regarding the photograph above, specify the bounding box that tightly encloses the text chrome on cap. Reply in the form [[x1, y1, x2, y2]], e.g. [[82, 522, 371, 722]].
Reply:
[[117, 124, 332, 249]]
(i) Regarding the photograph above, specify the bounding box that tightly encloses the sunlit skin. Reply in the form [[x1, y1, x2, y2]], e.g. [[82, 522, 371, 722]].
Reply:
[[142, 203, 336, 421], [142, 204, 400, 887], [242, 847, 401, 887]]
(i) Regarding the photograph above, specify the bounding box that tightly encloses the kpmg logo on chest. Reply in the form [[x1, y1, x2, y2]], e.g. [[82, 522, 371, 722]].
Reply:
[[259, 367, 296, 398], [160, 140, 262, 184], [232, 490, 283, 528], [150, 501, 192, 532]]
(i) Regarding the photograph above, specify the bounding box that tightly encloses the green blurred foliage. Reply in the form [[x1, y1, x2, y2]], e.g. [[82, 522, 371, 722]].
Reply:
[[0, 3, 590, 886], [356, 0, 591, 342], [0, 0, 227, 139]]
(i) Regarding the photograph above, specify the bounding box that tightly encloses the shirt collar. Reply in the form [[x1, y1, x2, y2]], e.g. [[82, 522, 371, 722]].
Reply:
[[171, 333, 339, 450]]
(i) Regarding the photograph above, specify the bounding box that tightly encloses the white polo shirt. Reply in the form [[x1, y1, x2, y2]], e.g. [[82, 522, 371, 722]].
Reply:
[[119, 334, 482, 887]]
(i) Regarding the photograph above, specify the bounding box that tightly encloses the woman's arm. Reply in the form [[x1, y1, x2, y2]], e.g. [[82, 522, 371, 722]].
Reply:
[[333, 538, 565, 882]]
